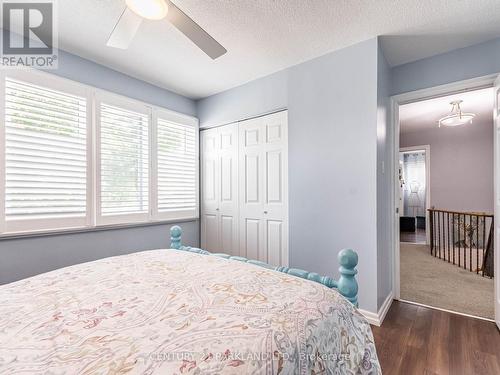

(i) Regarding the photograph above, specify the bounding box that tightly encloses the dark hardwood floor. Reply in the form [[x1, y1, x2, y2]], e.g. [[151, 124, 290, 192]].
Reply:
[[372, 301, 500, 375], [400, 228, 427, 243]]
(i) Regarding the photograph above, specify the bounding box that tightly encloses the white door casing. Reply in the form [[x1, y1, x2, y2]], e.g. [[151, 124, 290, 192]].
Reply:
[[239, 111, 288, 266], [494, 74, 500, 329]]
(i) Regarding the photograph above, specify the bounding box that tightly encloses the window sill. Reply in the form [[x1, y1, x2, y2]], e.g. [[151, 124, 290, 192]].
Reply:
[[0, 217, 199, 240]]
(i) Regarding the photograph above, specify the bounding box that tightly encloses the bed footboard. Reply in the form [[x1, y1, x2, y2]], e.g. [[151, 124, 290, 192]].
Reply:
[[169, 226, 359, 307]]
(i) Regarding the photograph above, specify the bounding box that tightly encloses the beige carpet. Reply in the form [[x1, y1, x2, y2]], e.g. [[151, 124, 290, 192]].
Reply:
[[400, 243, 494, 319]]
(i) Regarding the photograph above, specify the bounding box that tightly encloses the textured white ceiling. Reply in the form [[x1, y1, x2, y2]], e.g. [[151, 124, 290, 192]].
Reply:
[[399, 87, 494, 134], [55, 0, 500, 99]]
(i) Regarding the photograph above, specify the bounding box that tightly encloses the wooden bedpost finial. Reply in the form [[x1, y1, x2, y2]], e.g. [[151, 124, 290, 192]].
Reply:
[[170, 226, 182, 249], [337, 249, 359, 307]]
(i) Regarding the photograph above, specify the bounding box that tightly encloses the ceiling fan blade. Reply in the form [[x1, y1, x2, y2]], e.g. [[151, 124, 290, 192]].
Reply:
[[166, 1, 227, 59], [107, 7, 143, 49]]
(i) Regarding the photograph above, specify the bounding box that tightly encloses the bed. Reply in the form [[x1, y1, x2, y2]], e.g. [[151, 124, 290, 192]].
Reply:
[[0, 226, 380, 374]]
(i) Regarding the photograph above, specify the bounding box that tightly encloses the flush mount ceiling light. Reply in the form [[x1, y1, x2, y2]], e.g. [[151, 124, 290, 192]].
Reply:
[[438, 100, 476, 127], [125, 0, 168, 20]]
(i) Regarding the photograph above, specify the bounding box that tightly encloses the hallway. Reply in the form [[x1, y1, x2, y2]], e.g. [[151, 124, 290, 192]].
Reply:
[[400, 243, 494, 319]]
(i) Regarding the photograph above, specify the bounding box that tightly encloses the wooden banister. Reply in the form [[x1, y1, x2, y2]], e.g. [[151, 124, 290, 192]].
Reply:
[[428, 208, 493, 217]]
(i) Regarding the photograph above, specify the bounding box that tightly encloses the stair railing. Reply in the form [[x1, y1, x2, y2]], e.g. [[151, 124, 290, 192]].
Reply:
[[428, 207, 494, 278]]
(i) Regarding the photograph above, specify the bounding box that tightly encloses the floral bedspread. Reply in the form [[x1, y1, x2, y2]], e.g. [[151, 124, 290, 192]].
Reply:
[[0, 249, 380, 374]]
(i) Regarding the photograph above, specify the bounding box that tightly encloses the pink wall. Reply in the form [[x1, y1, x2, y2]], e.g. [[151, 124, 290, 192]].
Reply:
[[400, 119, 493, 214]]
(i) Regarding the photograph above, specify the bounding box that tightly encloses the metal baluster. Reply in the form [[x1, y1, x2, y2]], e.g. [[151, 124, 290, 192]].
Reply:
[[430, 209, 434, 255], [447, 212, 450, 263], [437, 211, 441, 259], [457, 213, 461, 268], [463, 214, 467, 270], [452, 213, 456, 265], [482, 216, 486, 277], [476, 215, 479, 274], [469, 214, 473, 272]]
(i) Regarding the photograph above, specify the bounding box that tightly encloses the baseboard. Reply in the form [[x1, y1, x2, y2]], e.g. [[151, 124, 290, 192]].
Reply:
[[358, 309, 380, 326], [358, 292, 394, 327], [399, 298, 495, 323]]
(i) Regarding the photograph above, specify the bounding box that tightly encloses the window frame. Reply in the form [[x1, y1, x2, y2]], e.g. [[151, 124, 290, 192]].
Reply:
[[153, 108, 199, 221], [95, 90, 152, 226], [0, 69, 93, 234], [0, 69, 199, 236]]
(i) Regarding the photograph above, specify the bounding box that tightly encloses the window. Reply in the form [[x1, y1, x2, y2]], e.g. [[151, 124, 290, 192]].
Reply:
[[0, 70, 198, 235], [96, 95, 150, 225], [155, 110, 198, 220], [2, 73, 90, 233]]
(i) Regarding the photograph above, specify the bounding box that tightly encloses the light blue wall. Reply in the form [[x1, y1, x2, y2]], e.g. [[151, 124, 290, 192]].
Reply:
[[392, 37, 500, 95], [0, 44, 199, 285], [0, 222, 199, 284], [197, 69, 288, 127], [376, 42, 393, 309], [197, 39, 380, 313], [49, 50, 197, 116]]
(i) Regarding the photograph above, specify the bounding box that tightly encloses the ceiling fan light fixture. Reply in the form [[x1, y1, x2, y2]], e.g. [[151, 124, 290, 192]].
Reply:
[[125, 0, 168, 20], [438, 100, 475, 127]]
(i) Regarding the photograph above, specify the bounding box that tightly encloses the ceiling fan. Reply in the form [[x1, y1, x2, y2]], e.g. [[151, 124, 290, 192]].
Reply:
[[107, 0, 227, 59]]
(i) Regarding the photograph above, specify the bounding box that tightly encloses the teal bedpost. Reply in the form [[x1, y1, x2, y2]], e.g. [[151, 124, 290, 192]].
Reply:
[[169, 225, 360, 308], [337, 249, 359, 307], [170, 226, 182, 249]]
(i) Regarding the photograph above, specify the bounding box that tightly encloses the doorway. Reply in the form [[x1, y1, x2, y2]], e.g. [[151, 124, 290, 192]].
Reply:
[[391, 75, 499, 324], [399, 146, 430, 244]]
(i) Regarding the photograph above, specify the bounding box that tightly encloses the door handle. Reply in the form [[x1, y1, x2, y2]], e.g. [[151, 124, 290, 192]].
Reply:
[[263, 211, 268, 214], [216, 208, 219, 211]]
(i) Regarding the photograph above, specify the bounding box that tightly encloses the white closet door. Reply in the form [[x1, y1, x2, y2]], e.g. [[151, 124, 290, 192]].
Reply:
[[239, 111, 288, 266], [218, 123, 239, 254], [239, 116, 266, 261], [262, 111, 288, 266], [201, 128, 219, 251]]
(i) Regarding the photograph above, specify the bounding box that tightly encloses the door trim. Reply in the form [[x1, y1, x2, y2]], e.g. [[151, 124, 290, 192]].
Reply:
[[389, 74, 498, 301]]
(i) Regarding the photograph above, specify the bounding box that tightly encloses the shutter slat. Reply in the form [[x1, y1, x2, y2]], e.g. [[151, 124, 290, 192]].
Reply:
[[6, 127, 86, 148], [5, 77, 87, 220]]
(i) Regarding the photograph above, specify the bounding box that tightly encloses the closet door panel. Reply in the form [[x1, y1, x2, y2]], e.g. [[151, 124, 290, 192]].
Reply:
[[218, 123, 239, 255], [201, 129, 219, 213], [262, 111, 289, 266], [239, 117, 265, 259], [238, 112, 288, 265], [201, 129, 220, 250], [266, 150, 283, 205], [203, 158, 217, 204], [220, 156, 233, 202], [242, 218, 261, 260], [202, 213, 219, 251], [220, 215, 236, 253], [266, 220, 284, 266], [219, 124, 238, 211], [239, 117, 265, 214], [244, 153, 260, 204]]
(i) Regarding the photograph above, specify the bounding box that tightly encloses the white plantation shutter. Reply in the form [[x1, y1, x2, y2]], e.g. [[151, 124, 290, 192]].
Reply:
[[3, 76, 88, 232], [97, 97, 150, 224], [1, 70, 199, 235], [156, 115, 197, 219]]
